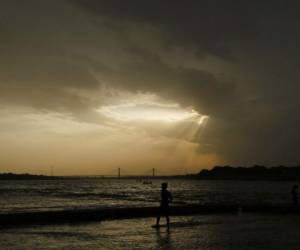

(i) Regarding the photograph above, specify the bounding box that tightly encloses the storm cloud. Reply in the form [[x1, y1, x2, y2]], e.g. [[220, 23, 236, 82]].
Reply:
[[0, 0, 299, 173]]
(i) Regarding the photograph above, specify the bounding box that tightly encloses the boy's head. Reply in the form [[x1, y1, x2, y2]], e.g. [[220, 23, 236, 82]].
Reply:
[[162, 182, 168, 190]]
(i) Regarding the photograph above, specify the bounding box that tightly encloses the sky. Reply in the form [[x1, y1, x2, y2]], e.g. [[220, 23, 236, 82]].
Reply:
[[0, 0, 300, 175]]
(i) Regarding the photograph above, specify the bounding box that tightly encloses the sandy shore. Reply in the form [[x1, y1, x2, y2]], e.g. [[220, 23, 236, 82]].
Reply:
[[1, 214, 300, 249]]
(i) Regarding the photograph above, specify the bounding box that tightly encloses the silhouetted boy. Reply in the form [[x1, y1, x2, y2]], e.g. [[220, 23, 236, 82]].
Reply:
[[156, 182, 172, 229], [292, 185, 298, 205]]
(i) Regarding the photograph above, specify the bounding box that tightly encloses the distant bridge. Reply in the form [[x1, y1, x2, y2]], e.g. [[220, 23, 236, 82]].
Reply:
[[94, 168, 159, 178]]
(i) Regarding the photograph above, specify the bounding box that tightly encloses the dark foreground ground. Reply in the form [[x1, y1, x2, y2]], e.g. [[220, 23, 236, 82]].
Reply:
[[1, 214, 300, 250]]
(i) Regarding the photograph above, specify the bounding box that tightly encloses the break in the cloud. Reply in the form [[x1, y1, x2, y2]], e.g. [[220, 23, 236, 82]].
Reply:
[[0, 0, 299, 174]]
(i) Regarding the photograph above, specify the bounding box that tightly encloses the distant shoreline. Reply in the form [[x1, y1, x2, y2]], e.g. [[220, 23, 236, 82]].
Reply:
[[2, 165, 300, 181], [0, 173, 188, 180], [0, 173, 61, 180], [192, 165, 300, 182]]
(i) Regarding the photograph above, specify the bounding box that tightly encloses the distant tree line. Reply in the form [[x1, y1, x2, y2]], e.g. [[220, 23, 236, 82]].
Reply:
[[193, 165, 300, 181], [0, 173, 60, 180]]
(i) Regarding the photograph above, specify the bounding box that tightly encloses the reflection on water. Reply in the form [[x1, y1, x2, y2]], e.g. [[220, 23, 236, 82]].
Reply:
[[0, 178, 296, 213], [1, 215, 300, 250], [156, 229, 172, 250]]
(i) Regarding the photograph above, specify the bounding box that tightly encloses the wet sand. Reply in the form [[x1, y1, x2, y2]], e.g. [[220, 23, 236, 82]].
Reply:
[[1, 214, 300, 250]]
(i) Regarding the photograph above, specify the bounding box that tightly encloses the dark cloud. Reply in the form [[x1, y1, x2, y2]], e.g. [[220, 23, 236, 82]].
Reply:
[[0, 1, 105, 113], [74, 0, 258, 59], [0, 0, 300, 167], [98, 60, 241, 118]]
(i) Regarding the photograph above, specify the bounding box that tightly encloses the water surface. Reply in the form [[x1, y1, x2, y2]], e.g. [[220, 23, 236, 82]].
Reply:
[[0, 179, 295, 213], [1, 214, 300, 250]]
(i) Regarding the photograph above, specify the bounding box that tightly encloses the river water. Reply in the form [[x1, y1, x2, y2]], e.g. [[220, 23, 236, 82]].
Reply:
[[1, 214, 300, 249], [1, 179, 299, 249], [0, 178, 296, 214]]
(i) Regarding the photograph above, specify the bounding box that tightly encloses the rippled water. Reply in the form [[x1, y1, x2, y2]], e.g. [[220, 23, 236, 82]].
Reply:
[[2, 214, 300, 250], [0, 178, 296, 213]]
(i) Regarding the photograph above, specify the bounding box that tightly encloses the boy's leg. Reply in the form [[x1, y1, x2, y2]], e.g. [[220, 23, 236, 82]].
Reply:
[[156, 215, 160, 226], [166, 215, 170, 228]]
